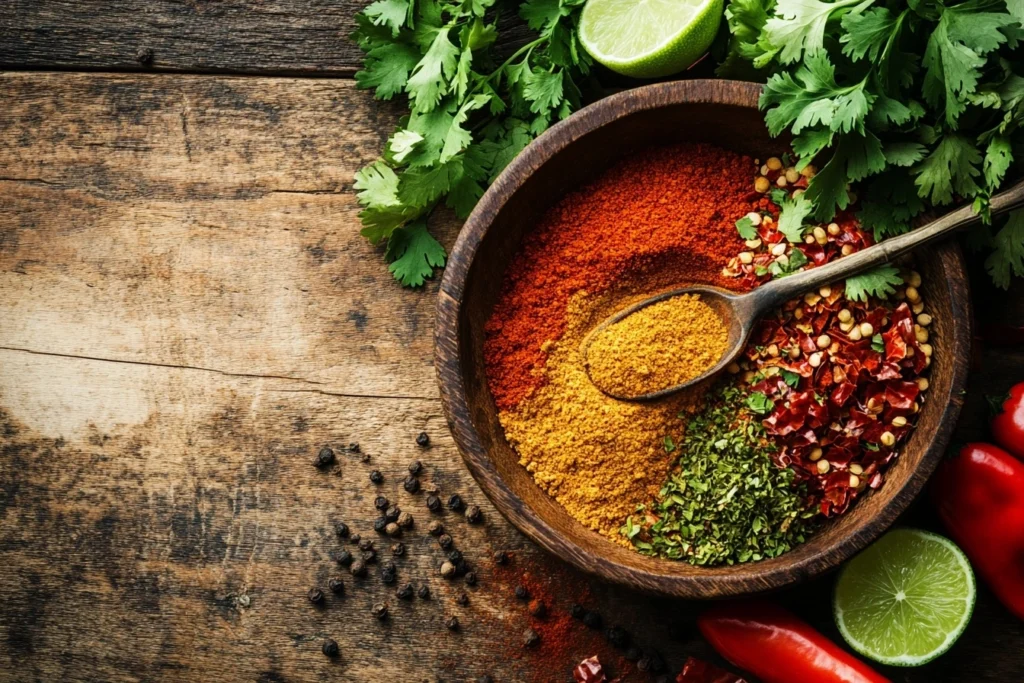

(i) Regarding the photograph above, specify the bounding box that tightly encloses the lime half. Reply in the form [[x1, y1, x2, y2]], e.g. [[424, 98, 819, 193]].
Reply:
[[578, 0, 724, 78], [834, 528, 975, 666]]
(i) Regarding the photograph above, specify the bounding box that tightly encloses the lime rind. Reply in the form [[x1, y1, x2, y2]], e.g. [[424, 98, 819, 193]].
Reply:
[[833, 528, 975, 667]]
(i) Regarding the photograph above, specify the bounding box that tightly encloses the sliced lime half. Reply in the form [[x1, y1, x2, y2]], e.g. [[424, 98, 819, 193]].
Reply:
[[578, 0, 724, 79], [834, 528, 975, 666]]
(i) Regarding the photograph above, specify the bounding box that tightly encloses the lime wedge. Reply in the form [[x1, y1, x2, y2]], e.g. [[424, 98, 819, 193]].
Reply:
[[834, 528, 975, 666], [578, 0, 724, 78]]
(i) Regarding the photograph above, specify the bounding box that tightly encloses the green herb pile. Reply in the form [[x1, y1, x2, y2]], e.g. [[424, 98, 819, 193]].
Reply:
[[622, 385, 818, 566], [719, 0, 1024, 287], [352, 0, 590, 286]]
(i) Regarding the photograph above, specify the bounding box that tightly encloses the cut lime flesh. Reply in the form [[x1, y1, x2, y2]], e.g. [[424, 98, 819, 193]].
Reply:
[[579, 0, 723, 79], [834, 528, 975, 666]]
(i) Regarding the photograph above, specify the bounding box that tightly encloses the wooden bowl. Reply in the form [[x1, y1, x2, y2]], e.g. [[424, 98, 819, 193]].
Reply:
[[434, 80, 971, 598]]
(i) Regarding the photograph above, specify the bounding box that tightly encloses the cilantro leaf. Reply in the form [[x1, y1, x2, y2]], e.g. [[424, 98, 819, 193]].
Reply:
[[736, 215, 759, 239], [841, 7, 902, 63], [746, 391, 775, 415], [844, 265, 903, 302], [780, 369, 801, 388], [983, 135, 1013, 191], [985, 210, 1024, 289], [913, 133, 982, 205], [883, 141, 928, 167], [764, 0, 874, 65], [388, 130, 424, 163], [363, 0, 410, 36], [776, 192, 813, 242], [356, 42, 422, 100], [406, 28, 459, 113], [386, 220, 448, 287], [922, 10, 988, 128], [871, 334, 885, 353]]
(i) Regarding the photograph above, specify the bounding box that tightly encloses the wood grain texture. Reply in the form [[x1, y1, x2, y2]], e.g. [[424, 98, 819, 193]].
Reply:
[[0, 71, 1023, 681], [0, 0, 533, 76]]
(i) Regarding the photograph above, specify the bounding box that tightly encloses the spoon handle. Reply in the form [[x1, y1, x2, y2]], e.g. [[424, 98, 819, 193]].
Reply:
[[749, 179, 1024, 313]]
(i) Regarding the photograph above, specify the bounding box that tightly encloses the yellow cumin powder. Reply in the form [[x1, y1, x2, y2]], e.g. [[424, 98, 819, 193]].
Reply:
[[585, 294, 728, 397]]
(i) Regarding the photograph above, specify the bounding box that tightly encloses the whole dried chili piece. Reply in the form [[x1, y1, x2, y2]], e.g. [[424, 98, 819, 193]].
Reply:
[[698, 601, 888, 683], [990, 383, 1024, 460], [573, 655, 620, 683], [676, 657, 747, 683], [931, 442, 1024, 619]]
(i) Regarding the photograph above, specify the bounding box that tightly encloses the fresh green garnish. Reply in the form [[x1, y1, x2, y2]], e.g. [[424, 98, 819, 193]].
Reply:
[[776, 191, 814, 243], [735, 215, 759, 239], [871, 333, 886, 353], [623, 385, 818, 566], [746, 391, 775, 414], [844, 265, 903, 302]]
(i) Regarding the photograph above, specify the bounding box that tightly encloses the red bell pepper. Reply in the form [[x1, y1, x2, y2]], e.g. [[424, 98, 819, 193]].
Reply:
[[931, 442, 1024, 620], [698, 601, 889, 683], [991, 382, 1024, 459]]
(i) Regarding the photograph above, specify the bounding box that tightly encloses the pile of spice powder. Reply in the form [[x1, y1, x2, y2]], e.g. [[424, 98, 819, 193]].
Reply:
[[585, 293, 729, 397], [485, 143, 764, 539]]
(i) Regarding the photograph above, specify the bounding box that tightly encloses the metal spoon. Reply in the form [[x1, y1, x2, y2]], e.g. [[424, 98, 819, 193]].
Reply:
[[582, 179, 1024, 401]]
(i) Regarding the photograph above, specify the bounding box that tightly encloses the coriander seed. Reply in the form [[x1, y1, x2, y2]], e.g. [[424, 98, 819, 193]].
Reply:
[[385, 522, 401, 537], [397, 511, 414, 529], [440, 561, 456, 579]]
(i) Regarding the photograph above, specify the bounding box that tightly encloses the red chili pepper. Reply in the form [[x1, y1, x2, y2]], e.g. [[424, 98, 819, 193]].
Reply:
[[698, 601, 889, 683], [991, 382, 1024, 459], [931, 442, 1024, 620]]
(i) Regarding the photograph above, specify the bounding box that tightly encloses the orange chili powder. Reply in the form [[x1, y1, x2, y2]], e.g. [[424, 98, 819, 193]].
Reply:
[[484, 143, 765, 411]]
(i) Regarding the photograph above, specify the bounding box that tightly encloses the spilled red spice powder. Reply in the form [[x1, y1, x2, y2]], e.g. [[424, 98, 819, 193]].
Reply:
[[485, 143, 767, 411]]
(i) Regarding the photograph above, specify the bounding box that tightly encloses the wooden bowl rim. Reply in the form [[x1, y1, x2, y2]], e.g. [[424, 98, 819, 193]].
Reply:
[[435, 79, 972, 598]]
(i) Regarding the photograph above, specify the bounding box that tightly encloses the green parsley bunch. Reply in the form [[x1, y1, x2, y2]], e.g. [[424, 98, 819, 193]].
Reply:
[[352, 0, 591, 286], [720, 0, 1024, 287]]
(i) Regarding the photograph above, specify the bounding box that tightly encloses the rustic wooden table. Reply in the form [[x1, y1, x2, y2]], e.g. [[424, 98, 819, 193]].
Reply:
[[2, 4, 1024, 682]]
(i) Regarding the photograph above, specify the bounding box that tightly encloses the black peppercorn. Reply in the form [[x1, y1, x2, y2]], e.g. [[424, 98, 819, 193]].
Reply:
[[582, 611, 603, 629], [637, 656, 652, 673], [514, 585, 529, 600], [397, 511, 414, 529], [334, 522, 349, 538], [465, 505, 482, 524], [374, 495, 389, 511], [385, 522, 401, 537], [328, 578, 345, 595], [522, 629, 540, 647], [348, 442, 361, 453], [369, 470, 384, 484], [349, 533, 361, 544], [361, 549, 377, 564], [418, 585, 431, 599], [447, 549, 463, 563], [381, 568, 396, 584], [384, 505, 401, 523], [438, 534, 453, 550], [445, 615, 459, 631], [528, 599, 546, 618], [371, 602, 389, 620], [350, 559, 367, 577], [605, 626, 629, 648], [322, 638, 339, 658], [136, 47, 155, 65], [403, 475, 421, 494], [391, 542, 405, 557], [315, 446, 335, 468], [440, 561, 456, 579], [373, 517, 388, 533], [493, 550, 509, 565], [308, 587, 325, 604], [380, 560, 395, 573], [397, 583, 414, 600], [570, 604, 585, 619], [359, 538, 375, 551], [447, 493, 464, 511], [428, 520, 444, 536], [335, 549, 353, 566], [624, 646, 642, 662], [416, 432, 430, 447], [456, 592, 469, 605], [464, 571, 477, 586], [455, 559, 470, 576], [427, 495, 442, 512], [408, 460, 423, 475]]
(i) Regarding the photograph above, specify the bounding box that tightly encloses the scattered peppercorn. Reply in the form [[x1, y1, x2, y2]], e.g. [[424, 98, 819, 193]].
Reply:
[[493, 550, 509, 565], [373, 517, 388, 533], [334, 522, 349, 538], [416, 432, 430, 447], [381, 568, 396, 584], [335, 550, 353, 566], [570, 604, 585, 619], [605, 626, 630, 648], [624, 646, 642, 662], [408, 460, 423, 475], [385, 505, 401, 523], [447, 494, 464, 511], [328, 578, 345, 595], [528, 599, 546, 618], [350, 533, 361, 544], [445, 615, 460, 631], [360, 453, 370, 463], [514, 585, 529, 600], [447, 549, 463, 563], [427, 495, 442, 512], [397, 583, 414, 600], [428, 521, 444, 536], [464, 571, 477, 586], [582, 611, 603, 629], [403, 475, 421, 494], [322, 638, 339, 658], [361, 549, 377, 564], [307, 587, 325, 604], [359, 538, 375, 551], [391, 542, 405, 557], [397, 511, 414, 529], [465, 505, 482, 524], [315, 447, 335, 468], [374, 495, 389, 511], [455, 559, 470, 576], [381, 560, 396, 573], [440, 561, 457, 579], [350, 559, 367, 577], [348, 442, 361, 453], [385, 522, 401, 537], [418, 585, 431, 600], [372, 602, 389, 620], [136, 47, 155, 65], [370, 470, 384, 484], [522, 629, 540, 648], [438, 534, 453, 550], [456, 592, 469, 605], [637, 656, 652, 673]]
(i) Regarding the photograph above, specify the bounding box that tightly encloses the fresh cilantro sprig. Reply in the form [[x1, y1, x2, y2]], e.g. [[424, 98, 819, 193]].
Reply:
[[353, 0, 591, 286], [721, 0, 1024, 288]]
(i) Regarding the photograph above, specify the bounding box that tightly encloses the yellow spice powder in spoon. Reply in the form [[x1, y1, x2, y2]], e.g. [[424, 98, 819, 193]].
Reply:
[[585, 294, 728, 397]]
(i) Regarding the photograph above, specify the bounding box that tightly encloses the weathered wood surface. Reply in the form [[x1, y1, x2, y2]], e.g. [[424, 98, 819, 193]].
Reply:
[[1, 71, 1024, 681], [0, 1, 533, 76]]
